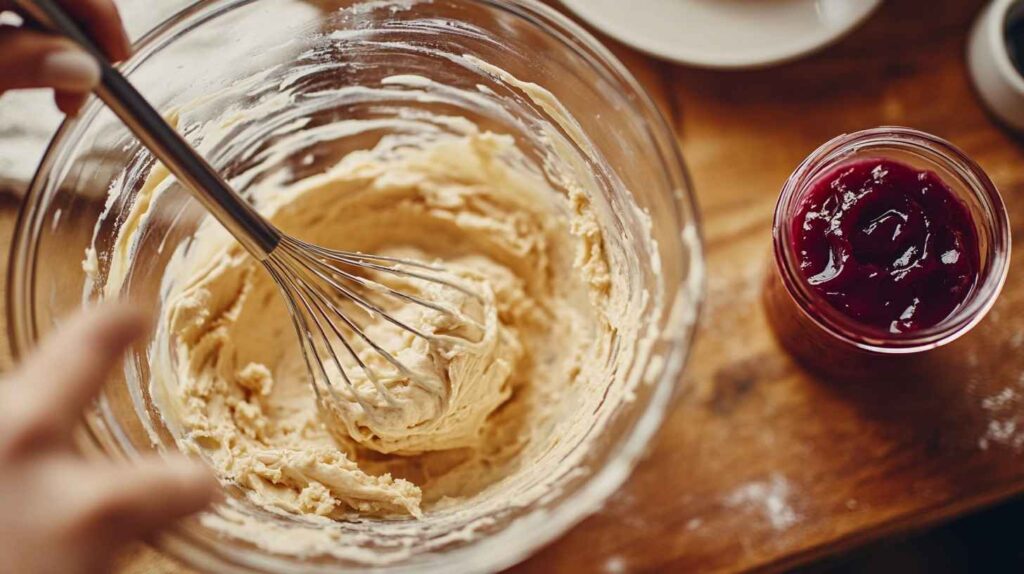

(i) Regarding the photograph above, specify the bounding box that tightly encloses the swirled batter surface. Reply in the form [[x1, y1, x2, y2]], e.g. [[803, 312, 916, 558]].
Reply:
[[155, 129, 615, 519]]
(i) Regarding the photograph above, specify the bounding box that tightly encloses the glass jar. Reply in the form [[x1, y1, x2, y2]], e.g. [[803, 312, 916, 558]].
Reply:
[[7, 0, 704, 572], [765, 127, 1011, 378]]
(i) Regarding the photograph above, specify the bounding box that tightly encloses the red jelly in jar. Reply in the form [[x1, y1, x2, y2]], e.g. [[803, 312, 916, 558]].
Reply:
[[792, 159, 980, 335], [766, 128, 1010, 376]]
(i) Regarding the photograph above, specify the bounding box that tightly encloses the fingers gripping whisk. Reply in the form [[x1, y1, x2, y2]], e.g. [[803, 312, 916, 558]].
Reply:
[[264, 237, 487, 419]]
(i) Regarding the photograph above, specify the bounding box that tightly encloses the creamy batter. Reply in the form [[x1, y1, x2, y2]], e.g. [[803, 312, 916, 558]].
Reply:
[[145, 128, 614, 519], [88, 46, 662, 561]]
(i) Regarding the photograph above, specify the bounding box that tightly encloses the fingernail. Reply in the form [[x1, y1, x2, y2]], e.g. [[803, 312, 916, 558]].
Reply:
[[41, 49, 101, 91]]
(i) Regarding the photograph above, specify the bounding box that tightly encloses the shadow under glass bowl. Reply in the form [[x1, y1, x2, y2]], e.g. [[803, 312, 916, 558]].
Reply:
[[8, 0, 704, 571]]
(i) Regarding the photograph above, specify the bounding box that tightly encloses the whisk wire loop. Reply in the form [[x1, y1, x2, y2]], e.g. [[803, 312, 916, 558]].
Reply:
[[264, 238, 475, 414]]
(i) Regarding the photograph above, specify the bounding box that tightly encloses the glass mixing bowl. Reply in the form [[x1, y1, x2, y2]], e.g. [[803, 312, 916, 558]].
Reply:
[[8, 0, 704, 571]]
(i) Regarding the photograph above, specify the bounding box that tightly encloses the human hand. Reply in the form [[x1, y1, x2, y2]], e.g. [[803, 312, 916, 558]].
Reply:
[[0, 0, 130, 115], [0, 305, 218, 574]]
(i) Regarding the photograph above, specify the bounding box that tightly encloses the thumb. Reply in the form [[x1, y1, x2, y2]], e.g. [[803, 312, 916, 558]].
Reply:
[[0, 29, 100, 93], [11, 304, 150, 442], [74, 456, 220, 539]]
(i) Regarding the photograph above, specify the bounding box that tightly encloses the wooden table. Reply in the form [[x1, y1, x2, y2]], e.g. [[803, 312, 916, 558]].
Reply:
[[516, 1, 1024, 572], [3, 0, 1023, 572]]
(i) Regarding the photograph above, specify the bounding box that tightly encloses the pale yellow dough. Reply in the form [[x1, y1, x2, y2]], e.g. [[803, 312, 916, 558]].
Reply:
[[155, 131, 612, 518]]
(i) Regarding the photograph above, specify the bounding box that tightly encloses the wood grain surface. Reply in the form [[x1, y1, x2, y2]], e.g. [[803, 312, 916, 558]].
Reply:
[[2, 0, 1023, 572], [517, 1, 1024, 572]]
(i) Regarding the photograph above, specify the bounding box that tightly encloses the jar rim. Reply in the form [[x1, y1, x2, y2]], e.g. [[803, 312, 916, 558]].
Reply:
[[771, 126, 1011, 354]]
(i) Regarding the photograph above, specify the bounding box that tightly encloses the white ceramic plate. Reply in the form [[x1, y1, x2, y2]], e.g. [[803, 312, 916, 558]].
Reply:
[[558, 0, 883, 69]]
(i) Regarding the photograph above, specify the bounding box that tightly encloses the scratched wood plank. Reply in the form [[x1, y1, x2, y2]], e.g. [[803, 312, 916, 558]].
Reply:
[[0, 0, 1010, 572]]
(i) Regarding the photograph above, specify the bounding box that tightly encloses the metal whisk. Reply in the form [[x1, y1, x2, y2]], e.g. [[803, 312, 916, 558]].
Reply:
[[265, 237, 485, 415], [20, 0, 482, 412]]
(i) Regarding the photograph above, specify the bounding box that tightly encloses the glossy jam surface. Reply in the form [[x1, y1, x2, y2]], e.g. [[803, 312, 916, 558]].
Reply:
[[791, 158, 980, 335]]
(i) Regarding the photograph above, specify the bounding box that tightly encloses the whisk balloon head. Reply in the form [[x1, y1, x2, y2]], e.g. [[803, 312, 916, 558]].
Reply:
[[263, 236, 487, 420]]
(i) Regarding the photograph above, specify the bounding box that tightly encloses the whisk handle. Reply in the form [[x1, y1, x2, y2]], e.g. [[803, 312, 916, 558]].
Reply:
[[14, 0, 282, 260]]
